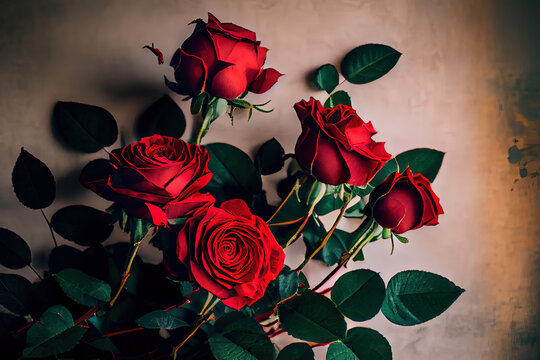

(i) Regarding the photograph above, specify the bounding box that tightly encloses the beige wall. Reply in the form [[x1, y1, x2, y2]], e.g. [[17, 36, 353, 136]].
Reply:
[[0, 0, 538, 359]]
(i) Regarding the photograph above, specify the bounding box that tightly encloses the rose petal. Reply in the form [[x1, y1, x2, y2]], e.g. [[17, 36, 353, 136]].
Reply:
[[249, 68, 282, 94], [210, 65, 248, 99]]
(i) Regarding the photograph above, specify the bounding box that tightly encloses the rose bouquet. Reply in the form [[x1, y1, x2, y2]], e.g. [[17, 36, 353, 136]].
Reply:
[[0, 13, 463, 360]]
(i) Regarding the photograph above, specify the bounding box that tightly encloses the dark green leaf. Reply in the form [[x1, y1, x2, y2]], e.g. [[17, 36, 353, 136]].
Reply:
[[395, 148, 445, 182], [23, 305, 87, 358], [0, 228, 31, 269], [48, 245, 86, 274], [209, 312, 275, 360], [53, 101, 118, 153], [54, 268, 111, 306], [326, 327, 392, 360], [0, 273, 32, 316], [277, 342, 314, 360], [277, 290, 346, 343], [331, 269, 385, 321], [314, 64, 339, 94], [344, 199, 365, 218], [85, 337, 120, 353], [136, 308, 192, 330], [204, 143, 262, 203], [255, 138, 285, 175], [12, 148, 56, 209], [341, 44, 401, 84], [51, 205, 115, 246], [137, 95, 186, 138], [314, 185, 347, 216], [382, 270, 464, 326], [324, 90, 352, 108], [191, 92, 209, 115], [250, 266, 299, 316], [370, 158, 398, 188]]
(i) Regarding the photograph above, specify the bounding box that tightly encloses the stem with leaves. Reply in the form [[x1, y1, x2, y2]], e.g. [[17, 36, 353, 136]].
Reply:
[[312, 218, 380, 291], [171, 293, 219, 359], [109, 240, 141, 308], [296, 197, 352, 271]]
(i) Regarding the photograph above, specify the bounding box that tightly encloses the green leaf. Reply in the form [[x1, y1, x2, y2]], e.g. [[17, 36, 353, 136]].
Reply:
[[250, 266, 299, 316], [204, 143, 262, 203], [191, 92, 209, 115], [121, 217, 153, 245], [0, 273, 32, 316], [255, 138, 285, 175], [341, 44, 401, 84], [393, 233, 408, 243], [12, 148, 56, 209], [382, 270, 464, 326], [331, 269, 385, 321], [54, 268, 111, 306], [370, 158, 398, 188], [277, 342, 314, 360], [51, 205, 115, 246], [209, 312, 275, 360], [0, 228, 31, 269], [277, 290, 346, 343], [53, 101, 118, 153], [136, 308, 192, 330], [344, 199, 365, 218], [324, 90, 352, 108], [203, 97, 228, 124], [395, 148, 445, 182], [23, 305, 87, 358], [326, 327, 392, 360], [137, 95, 186, 139], [314, 64, 339, 94]]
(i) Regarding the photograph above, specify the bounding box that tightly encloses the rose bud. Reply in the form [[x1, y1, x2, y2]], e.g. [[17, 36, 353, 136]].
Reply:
[[80, 135, 214, 226], [166, 12, 282, 100], [370, 168, 444, 234], [176, 199, 285, 310], [294, 97, 391, 186]]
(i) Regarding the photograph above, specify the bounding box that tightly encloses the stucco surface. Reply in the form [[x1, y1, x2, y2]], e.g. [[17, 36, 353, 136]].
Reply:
[[0, 1, 538, 359]]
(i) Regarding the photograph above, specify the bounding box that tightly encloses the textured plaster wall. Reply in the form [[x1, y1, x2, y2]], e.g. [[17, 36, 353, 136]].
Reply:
[[0, 0, 538, 359]]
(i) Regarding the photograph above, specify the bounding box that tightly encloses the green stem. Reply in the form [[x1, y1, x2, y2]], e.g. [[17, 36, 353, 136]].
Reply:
[[40, 209, 58, 247], [109, 241, 141, 307], [171, 299, 219, 359]]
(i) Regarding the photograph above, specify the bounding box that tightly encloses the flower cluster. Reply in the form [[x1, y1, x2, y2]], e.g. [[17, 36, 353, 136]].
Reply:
[[2, 11, 459, 360]]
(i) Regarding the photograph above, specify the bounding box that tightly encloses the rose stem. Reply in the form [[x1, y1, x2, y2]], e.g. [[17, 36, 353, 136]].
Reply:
[[283, 207, 315, 248], [74, 306, 99, 325], [266, 179, 300, 225], [40, 209, 58, 247], [311, 219, 379, 291], [295, 198, 351, 271], [27, 264, 43, 281], [109, 241, 141, 308], [171, 297, 219, 359]]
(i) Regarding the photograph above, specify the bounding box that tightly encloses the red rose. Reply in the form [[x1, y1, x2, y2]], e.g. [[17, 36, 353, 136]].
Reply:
[[294, 97, 391, 186], [80, 135, 214, 226], [176, 199, 285, 310], [370, 168, 444, 234], [166, 12, 282, 100]]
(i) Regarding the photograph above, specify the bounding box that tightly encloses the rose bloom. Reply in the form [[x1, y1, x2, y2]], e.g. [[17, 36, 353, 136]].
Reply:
[[80, 135, 214, 226], [294, 97, 391, 186], [176, 199, 285, 310], [370, 168, 444, 234], [166, 12, 282, 100]]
